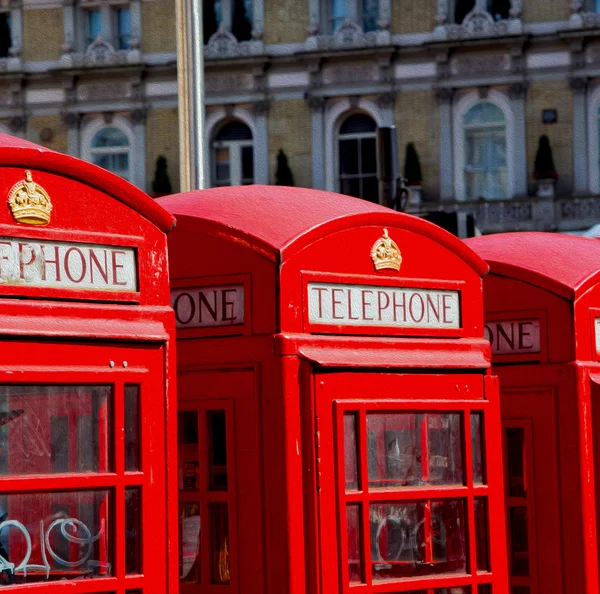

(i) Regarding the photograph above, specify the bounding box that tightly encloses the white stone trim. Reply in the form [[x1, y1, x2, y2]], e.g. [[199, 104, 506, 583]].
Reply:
[[324, 96, 385, 192], [452, 89, 515, 201], [205, 106, 268, 186], [588, 84, 600, 195], [80, 114, 144, 188]]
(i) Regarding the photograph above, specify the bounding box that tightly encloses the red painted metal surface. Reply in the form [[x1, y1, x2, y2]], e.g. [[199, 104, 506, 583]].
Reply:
[[466, 232, 600, 594], [0, 134, 177, 594], [160, 186, 508, 594]]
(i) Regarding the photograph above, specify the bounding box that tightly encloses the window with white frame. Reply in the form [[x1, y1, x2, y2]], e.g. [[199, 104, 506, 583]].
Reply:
[[212, 121, 254, 187], [89, 127, 131, 181], [463, 103, 507, 200], [453, 0, 510, 23], [337, 113, 378, 203], [78, 2, 132, 50], [0, 11, 11, 58], [114, 6, 131, 49], [325, 0, 379, 33], [204, 0, 254, 42], [86, 8, 101, 45]]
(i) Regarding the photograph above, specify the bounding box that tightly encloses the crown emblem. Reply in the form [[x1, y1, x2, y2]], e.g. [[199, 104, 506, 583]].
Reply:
[[7, 170, 52, 226], [371, 229, 401, 272]]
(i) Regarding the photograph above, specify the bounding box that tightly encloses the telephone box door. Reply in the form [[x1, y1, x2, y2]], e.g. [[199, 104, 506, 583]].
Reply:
[[177, 370, 262, 594], [315, 372, 505, 594], [501, 391, 563, 594]]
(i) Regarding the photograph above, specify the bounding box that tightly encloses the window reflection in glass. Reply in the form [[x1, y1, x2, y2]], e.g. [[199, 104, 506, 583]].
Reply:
[[370, 499, 466, 580], [178, 411, 199, 491], [367, 413, 463, 488], [471, 412, 485, 484], [344, 413, 358, 491], [208, 411, 227, 492], [124, 385, 139, 472], [125, 488, 141, 574], [0, 490, 112, 585], [210, 503, 230, 584], [0, 386, 111, 476], [346, 504, 361, 583], [179, 503, 200, 584], [479, 585, 492, 594], [474, 497, 489, 571]]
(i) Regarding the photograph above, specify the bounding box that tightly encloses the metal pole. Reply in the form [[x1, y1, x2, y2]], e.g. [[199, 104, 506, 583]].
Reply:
[[176, 0, 207, 192]]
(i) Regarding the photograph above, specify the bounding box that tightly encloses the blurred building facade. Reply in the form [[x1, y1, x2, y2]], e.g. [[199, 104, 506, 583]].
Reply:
[[2, 0, 600, 234]]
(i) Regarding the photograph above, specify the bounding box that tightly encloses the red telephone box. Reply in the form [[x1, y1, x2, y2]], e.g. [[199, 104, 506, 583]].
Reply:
[[466, 232, 600, 594], [0, 134, 177, 593], [160, 185, 508, 594]]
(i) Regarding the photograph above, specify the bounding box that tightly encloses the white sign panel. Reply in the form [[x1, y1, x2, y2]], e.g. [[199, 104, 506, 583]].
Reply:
[[484, 319, 541, 356], [307, 282, 460, 329], [0, 237, 137, 291], [172, 285, 244, 329]]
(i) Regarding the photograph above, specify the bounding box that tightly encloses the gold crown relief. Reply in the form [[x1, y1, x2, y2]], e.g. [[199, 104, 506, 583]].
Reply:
[[370, 228, 402, 272], [8, 170, 53, 226]]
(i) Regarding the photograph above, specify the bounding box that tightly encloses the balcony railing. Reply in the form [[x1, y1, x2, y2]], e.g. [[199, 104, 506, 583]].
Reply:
[[414, 195, 600, 235]]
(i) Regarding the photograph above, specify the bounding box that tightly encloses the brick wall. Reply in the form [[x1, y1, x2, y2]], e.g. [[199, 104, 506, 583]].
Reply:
[[526, 81, 573, 195], [23, 8, 62, 61], [392, 0, 436, 34], [26, 115, 68, 154], [264, 0, 308, 44], [522, 0, 570, 23], [146, 108, 180, 194], [268, 100, 312, 188], [142, 0, 176, 54], [395, 90, 440, 199]]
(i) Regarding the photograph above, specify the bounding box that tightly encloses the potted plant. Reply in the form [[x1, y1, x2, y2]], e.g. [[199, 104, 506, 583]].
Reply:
[[275, 149, 294, 186], [152, 155, 172, 198], [403, 142, 423, 209], [533, 135, 559, 199]]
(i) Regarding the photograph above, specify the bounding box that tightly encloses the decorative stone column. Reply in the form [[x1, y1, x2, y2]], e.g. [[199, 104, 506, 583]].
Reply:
[[130, 0, 142, 49], [377, 92, 395, 127], [346, 0, 358, 24], [8, 0, 23, 58], [436, 87, 454, 200], [569, 0, 584, 28], [307, 0, 321, 35], [130, 109, 147, 190], [221, 0, 233, 34], [509, 82, 528, 197], [571, 77, 589, 195], [100, 3, 112, 43], [252, 101, 269, 185], [307, 96, 326, 190], [252, 0, 264, 39], [62, 112, 81, 157]]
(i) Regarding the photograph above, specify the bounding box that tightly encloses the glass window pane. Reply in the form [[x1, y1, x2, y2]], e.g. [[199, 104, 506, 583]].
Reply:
[[241, 145, 254, 183], [368, 413, 423, 488], [513, 588, 530, 594], [510, 506, 530, 576], [117, 7, 131, 49], [506, 428, 526, 498], [363, 0, 378, 31], [210, 503, 230, 584], [125, 488, 140, 574], [178, 411, 199, 491], [208, 411, 227, 491], [0, 490, 112, 583], [474, 497, 489, 571], [479, 584, 492, 594], [340, 177, 361, 198], [215, 147, 231, 185], [370, 499, 467, 580], [344, 413, 358, 491], [88, 9, 101, 41], [179, 502, 200, 583], [91, 127, 129, 149], [125, 385, 139, 472], [361, 137, 377, 174], [471, 412, 484, 484], [339, 139, 359, 175], [428, 414, 463, 485], [346, 504, 362, 583], [0, 386, 111, 475], [362, 176, 379, 203]]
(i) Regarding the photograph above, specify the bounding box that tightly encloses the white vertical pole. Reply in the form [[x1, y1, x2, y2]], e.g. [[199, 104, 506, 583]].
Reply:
[[176, 0, 207, 192]]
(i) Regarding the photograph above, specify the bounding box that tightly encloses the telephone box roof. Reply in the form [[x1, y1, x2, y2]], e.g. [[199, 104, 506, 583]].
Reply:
[[0, 134, 175, 233], [466, 232, 600, 300], [158, 185, 488, 275]]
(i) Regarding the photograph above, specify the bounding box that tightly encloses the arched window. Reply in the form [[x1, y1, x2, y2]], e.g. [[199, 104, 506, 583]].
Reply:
[[212, 120, 254, 187], [463, 103, 507, 200], [337, 113, 378, 203], [89, 126, 131, 181], [0, 11, 11, 58], [454, 0, 510, 23]]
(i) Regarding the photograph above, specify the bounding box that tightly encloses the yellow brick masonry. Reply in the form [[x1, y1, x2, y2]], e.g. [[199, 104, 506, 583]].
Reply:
[[23, 8, 63, 62]]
